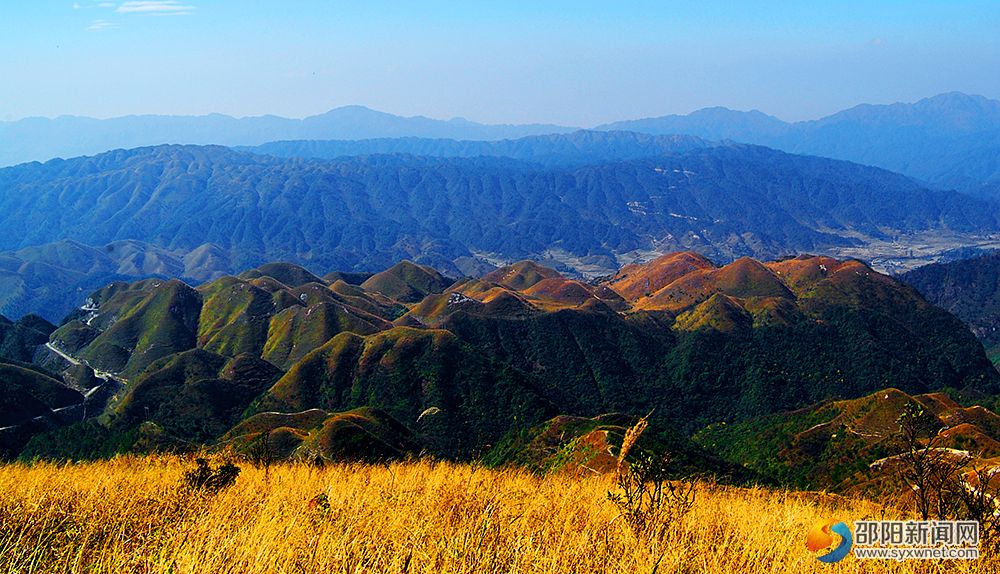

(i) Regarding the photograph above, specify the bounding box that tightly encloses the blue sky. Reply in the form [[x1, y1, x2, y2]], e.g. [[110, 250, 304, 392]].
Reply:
[[2, 1, 1000, 125]]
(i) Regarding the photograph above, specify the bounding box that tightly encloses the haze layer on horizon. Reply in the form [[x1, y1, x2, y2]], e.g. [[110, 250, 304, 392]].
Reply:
[[3, 1, 1000, 126]]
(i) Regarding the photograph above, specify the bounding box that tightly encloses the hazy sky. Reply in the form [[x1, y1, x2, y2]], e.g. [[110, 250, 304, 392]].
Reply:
[[3, 1, 1000, 125]]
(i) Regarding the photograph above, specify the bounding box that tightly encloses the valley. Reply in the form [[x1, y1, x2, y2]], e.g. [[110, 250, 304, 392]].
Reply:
[[822, 230, 1000, 274]]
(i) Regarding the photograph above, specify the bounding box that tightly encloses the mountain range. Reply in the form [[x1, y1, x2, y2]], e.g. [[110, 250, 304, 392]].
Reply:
[[0, 106, 572, 168], [6, 93, 1000, 199], [239, 131, 712, 167], [600, 92, 1000, 197], [6, 253, 996, 474], [3, 134, 998, 320]]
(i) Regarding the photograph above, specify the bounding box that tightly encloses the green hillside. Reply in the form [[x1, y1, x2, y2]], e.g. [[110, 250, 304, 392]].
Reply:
[[16, 254, 1000, 476], [694, 388, 1000, 491]]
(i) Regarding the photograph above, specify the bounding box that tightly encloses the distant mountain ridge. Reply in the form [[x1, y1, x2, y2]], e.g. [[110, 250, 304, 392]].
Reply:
[[0, 105, 573, 168], [599, 107, 791, 142], [600, 92, 1000, 196], [240, 130, 712, 166]]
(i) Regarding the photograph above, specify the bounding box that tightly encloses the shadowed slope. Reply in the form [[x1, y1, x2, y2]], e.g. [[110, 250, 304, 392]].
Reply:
[[224, 406, 420, 462], [108, 349, 281, 445]]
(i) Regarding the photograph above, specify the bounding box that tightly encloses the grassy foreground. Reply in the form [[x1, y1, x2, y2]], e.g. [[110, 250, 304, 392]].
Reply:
[[0, 456, 992, 573]]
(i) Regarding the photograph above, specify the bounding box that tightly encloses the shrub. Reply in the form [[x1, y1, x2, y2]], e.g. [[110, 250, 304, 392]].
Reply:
[[183, 458, 240, 492], [607, 413, 696, 542]]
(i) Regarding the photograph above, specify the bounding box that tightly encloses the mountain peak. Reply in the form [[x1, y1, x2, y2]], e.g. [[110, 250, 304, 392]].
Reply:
[[361, 261, 452, 303], [812, 92, 1000, 130], [607, 252, 716, 301], [597, 106, 790, 140], [918, 91, 994, 107], [311, 105, 393, 119], [687, 106, 783, 121], [484, 261, 563, 291]]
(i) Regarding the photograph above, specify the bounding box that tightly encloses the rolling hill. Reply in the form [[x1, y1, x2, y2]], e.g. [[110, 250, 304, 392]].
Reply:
[[0, 313, 55, 363], [21, 254, 997, 466], [0, 313, 92, 457]]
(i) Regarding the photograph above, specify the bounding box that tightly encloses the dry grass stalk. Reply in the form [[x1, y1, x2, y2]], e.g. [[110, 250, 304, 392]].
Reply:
[[616, 411, 651, 479]]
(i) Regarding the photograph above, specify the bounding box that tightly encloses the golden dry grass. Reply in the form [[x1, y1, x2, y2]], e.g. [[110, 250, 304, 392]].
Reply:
[[0, 456, 994, 573]]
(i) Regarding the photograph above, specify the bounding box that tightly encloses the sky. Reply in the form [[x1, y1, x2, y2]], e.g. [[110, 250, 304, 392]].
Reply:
[[2, 1, 1000, 126]]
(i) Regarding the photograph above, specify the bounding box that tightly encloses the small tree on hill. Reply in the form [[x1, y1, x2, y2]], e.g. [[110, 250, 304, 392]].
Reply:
[[607, 412, 696, 542], [893, 402, 966, 520], [889, 402, 1000, 554]]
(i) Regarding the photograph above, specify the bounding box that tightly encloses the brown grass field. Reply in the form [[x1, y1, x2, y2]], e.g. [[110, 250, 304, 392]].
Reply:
[[0, 456, 993, 573]]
